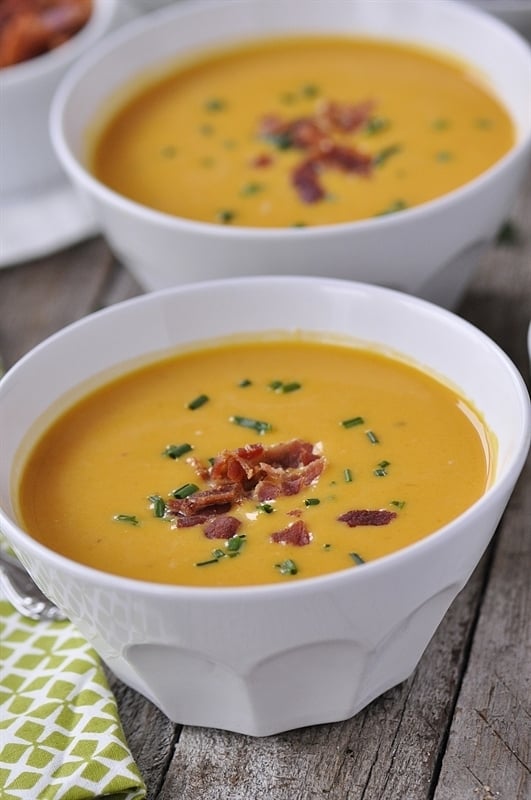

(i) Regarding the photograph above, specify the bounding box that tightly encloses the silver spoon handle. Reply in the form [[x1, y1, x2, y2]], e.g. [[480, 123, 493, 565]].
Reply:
[[0, 549, 67, 622]]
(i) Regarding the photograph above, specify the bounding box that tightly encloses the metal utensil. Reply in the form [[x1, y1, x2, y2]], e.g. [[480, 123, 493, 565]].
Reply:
[[0, 547, 67, 622]]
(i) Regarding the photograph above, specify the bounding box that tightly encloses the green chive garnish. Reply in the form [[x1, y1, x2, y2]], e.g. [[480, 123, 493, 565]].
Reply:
[[281, 382, 301, 393], [435, 150, 453, 162], [230, 415, 272, 434], [431, 118, 450, 131], [148, 495, 166, 518], [350, 552, 365, 565], [163, 443, 193, 459], [268, 380, 283, 391], [374, 144, 401, 167], [199, 123, 214, 136], [344, 468, 353, 483], [322, 543, 332, 550], [113, 514, 139, 526], [365, 116, 390, 135], [258, 502, 275, 514], [171, 483, 199, 499], [204, 97, 226, 112], [187, 394, 209, 410], [195, 557, 220, 567], [374, 460, 390, 477], [240, 182, 264, 196], [390, 500, 406, 510], [275, 559, 298, 576], [226, 534, 246, 555], [301, 83, 320, 98], [305, 498, 320, 507], [366, 430, 379, 444], [341, 416, 364, 429], [291, 221, 308, 228], [238, 378, 252, 387], [375, 199, 408, 217], [216, 209, 235, 224], [160, 145, 177, 158]]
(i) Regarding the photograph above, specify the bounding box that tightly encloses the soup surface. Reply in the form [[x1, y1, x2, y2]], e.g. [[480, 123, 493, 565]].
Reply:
[[91, 35, 514, 227], [17, 337, 492, 587]]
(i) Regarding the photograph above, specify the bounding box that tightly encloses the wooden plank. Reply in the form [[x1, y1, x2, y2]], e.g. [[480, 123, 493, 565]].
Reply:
[[0, 237, 114, 368], [432, 170, 531, 800]]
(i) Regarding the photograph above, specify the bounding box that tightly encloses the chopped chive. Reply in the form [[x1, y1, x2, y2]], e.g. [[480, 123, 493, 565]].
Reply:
[[240, 181, 265, 196], [163, 442, 193, 459], [365, 116, 390, 135], [374, 459, 390, 477], [223, 139, 238, 150], [198, 123, 214, 136], [148, 495, 166, 518], [390, 499, 406, 510], [275, 559, 298, 576], [281, 381, 302, 393], [349, 552, 365, 565], [160, 145, 177, 158], [226, 534, 246, 555], [204, 97, 226, 112], [291, 221, 308, 228], [280, 91, 297, 105], [171, 483, 199, 499], [263, 131, 294, 150], [216, 209, 235, 224], [301, 83, 320, 98], [238, 378, 252, 387], [195, 557, 220, 567], [475, 117, 493, 130], [373, 144, 401, 167], [113, 514, 139, 526], [341, 416, 364, 429], [305, 498, 320, 507], [268, 379, 283, 391], [435, 150, 453, 162], [199, 156, 215, 168], [366, 430, 379, 444], [343, 468, 353, 483], [322, 543, 332, 550], [230, 415, 272, 434], [187, 394, 209, 410], [431, 118, 451, 131], [211, 548, 226, 560], [375, 199, 408, 216], [258, 502, 275, 514]]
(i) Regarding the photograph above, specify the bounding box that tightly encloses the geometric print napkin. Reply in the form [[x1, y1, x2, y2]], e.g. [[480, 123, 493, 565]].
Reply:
[[0, 598, 146, 800]]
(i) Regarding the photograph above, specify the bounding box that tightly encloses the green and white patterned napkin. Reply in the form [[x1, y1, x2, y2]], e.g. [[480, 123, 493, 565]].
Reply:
[[0, 597, 146, 800]]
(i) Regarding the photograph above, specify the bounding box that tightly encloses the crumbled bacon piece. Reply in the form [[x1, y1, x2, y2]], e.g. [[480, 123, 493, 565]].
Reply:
[[337, 509, 397, 527], [250, 153, 273, 168], [292, 159, 325, 204], [203, 516, 241, 540], [270, 519, 312, 546]]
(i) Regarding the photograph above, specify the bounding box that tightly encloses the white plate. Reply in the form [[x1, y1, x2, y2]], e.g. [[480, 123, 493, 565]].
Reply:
[[0, 182, 98, 268]]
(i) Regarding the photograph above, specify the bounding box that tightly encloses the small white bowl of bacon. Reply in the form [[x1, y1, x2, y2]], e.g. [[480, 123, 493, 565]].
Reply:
[[0, 0, 121, 200]]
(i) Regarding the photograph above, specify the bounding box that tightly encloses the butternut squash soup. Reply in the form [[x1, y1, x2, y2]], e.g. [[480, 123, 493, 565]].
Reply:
[[17, 337, 493, 587], [90, 35, 514, 228]]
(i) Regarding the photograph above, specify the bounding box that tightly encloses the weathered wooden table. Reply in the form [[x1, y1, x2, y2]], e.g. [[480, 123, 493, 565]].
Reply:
[[0, 168, 529, 800]]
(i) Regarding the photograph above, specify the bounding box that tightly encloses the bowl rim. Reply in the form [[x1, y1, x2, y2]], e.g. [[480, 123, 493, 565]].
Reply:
[[49, 0, 531, 237], [1, 276, 529, 600], [0, 0, 120, 86]]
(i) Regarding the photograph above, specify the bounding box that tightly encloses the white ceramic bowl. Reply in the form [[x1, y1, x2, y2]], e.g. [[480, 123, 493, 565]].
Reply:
[[0, 0, 121, 200], [50, 0, 531, 309], [0, 276, 529, 736]]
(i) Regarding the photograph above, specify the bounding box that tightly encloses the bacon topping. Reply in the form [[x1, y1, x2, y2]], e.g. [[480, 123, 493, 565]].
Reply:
[[168, 439, 325, 538], [270, 519, 312, 547], [337, 509, 397, 527], [203, 516, 242, 540], [257, 98, 377, 204]]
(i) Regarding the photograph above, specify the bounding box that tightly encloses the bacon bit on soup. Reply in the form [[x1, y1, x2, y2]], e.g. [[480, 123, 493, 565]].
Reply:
[[203, 515, 242, 540], [270, 519, 312, 546], [338, 509, 397, 527], [257, 98, 382, 203], [250, 152, 274, 168]]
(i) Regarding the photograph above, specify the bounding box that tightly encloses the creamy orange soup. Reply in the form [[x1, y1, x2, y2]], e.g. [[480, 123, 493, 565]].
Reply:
[[90, 35, 514, 227], [17, 337, 493, 587]]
